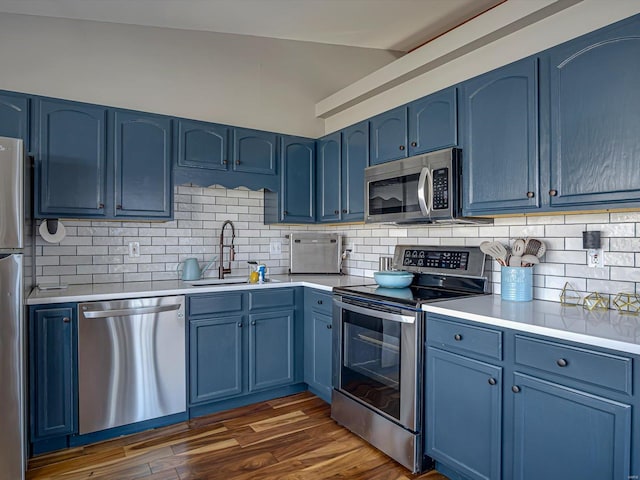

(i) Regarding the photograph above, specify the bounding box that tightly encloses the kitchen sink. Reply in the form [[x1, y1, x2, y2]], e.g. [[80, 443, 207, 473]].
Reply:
[[185, 277, 279, 286]]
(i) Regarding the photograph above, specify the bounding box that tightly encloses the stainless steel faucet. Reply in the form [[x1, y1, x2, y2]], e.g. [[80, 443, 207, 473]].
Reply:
[[218, 220, 236, 279]]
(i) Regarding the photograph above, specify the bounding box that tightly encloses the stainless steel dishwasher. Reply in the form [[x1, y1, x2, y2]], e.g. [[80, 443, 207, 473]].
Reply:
[[78, 295, 186, 435]]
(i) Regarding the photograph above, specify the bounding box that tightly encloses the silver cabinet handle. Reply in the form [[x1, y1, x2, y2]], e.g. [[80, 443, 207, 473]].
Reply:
[[82, 303, 181, 319]]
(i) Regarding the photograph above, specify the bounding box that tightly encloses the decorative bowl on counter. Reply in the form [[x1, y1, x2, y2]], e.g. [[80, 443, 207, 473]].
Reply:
[[373, 271, 414, 288]]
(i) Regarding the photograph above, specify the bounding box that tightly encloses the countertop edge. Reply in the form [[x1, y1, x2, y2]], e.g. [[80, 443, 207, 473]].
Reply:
[[424, 301, 640, 355]]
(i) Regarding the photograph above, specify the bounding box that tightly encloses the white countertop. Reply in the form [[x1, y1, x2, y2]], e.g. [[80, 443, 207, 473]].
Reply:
[[424, 295, 640, 355], [26, 274, 368, 305]]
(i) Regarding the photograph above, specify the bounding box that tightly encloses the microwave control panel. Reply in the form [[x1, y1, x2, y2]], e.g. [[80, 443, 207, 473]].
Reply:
[[402, 249, 469, 270], [432, 167, 449, 210]]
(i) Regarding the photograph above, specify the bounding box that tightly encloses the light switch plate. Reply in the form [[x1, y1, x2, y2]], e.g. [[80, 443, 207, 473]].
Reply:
[[270, 240, 282, 255]]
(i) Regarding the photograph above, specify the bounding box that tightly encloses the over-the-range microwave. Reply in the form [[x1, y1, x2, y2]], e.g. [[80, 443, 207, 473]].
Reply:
[[364, 147, 491, 225]]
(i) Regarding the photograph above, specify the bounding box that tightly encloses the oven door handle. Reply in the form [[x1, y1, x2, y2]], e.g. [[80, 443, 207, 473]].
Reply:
[[417, 167, 431, 217], [334, 299, 416, 324]]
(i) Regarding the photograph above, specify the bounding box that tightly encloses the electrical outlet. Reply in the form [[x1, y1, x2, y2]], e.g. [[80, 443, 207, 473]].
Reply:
[[587, 248, 604, 268], [269, 240, 282, 255], [128, 241, 140, 258]]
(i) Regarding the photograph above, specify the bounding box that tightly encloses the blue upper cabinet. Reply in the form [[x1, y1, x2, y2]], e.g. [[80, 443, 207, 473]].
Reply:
[[35, 98, 108, 218], [341, 121, 369, 221], [0, 91, 30, 149], [369, 106, 408, 165], [113, 110, 172, 218], [408, 87, 457, 156], [280, 135, 315, 223], [233, 128, 278, 175], [176, 119, 229, 171], [544, 16, 640, 208], [316, 132, 341, 223], [461, 57, 540, 215]]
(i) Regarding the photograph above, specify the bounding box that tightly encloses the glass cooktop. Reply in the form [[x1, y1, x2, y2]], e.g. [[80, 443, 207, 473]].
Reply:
[[334, 283, 480, 308]]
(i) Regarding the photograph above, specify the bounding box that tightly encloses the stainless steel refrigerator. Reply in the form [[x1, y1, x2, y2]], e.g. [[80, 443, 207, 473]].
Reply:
[[0, 136, 34, 480]]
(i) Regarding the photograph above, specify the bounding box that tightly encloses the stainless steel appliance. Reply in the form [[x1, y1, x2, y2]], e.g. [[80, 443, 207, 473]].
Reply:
[[289, 233, 342, 274], [365, 148, 490, 225], [332, 245, 488, 473], [78, 296, 186, 434], [0, 137, 33, 480]]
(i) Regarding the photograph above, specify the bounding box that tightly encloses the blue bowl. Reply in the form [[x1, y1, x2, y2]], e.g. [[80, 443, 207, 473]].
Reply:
[[373, 271, 414, 288]]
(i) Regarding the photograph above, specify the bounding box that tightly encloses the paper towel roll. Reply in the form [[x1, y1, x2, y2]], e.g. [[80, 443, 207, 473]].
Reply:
[[39, 219, 66, 243]]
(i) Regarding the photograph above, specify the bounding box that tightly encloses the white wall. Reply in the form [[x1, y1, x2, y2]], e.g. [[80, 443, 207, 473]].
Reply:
[[322, 0, 640, 132], [0, 13, 399, 138]]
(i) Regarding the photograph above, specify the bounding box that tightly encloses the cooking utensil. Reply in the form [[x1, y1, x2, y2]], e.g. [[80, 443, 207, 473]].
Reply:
[[524, 238, 546, 257], [512, 239, 526, 256], [521, 254, 540, 266], [509, 255, 523, 267], [480, 241, 508, 266]]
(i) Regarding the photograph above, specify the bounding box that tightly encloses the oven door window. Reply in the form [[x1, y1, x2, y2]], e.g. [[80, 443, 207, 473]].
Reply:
[[340, 308, 402, 421], [368, 173, 421, 216]]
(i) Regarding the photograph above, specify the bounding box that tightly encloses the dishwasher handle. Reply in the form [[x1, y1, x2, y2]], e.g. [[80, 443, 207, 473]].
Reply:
[[82, 303, 182, 319]]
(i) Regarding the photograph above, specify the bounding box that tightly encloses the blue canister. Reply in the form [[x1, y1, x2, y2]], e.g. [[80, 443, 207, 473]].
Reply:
[[501, 266, 533, 302]]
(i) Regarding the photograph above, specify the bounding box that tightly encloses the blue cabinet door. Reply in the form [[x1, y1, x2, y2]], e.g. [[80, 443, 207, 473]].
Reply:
[[35, 99, 107, 217], [303, 311, 333, 403], [369, 106, 408, 165], [189, 316, 244, 405], [510, 373, 631, 480], [233, 128, 277, 175], [280, 135, 315, 223], [461, 57, 539, 215], [316, 132, 341, 223], [113, 111, 172, 218], [30, 306, 76, 439], [248, 310, 295, 392], [425, 347, 502, 480], [341, 121, 368, 221], [0, 91, 29, 148], [546, 17, 640, 207], [176, 119, 229, 171], [408, 87, 457, 156]]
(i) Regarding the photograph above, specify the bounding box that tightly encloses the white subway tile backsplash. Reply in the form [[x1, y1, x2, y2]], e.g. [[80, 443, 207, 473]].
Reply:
[[33, 186, 640, 310]]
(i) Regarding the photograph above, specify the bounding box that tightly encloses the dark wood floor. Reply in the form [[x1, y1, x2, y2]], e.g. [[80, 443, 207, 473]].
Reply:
[[27, 392, 450, 480]]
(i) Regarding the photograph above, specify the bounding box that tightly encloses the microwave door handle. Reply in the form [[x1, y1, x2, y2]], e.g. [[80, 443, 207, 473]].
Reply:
[[417, 167, 431, 216]]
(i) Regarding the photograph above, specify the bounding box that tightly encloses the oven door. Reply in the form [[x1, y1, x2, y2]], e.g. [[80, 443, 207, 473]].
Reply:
[[333, 298, 421, 432]]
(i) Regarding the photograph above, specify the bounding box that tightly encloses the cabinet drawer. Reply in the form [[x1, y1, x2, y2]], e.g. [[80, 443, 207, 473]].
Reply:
[[189, 293, 243, 316], [514, 335, 633, 394], [249, 288, 295, 310], [308, 289, 332, 315], [428, 316, 502, 360]]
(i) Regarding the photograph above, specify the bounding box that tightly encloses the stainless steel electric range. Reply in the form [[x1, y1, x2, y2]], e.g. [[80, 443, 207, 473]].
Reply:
[[331, 245, 489, 473]]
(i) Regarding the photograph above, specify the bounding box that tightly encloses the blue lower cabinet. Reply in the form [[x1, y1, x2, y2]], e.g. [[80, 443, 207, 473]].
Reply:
[[509, 373, 632, 480], [113, 110, 172, 218], [303, 311, 333, 402], [425, 347, 502, 480], [29, 305, 77, 441], [189, 316, 244, 404], [248, 310, 295, 391]]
